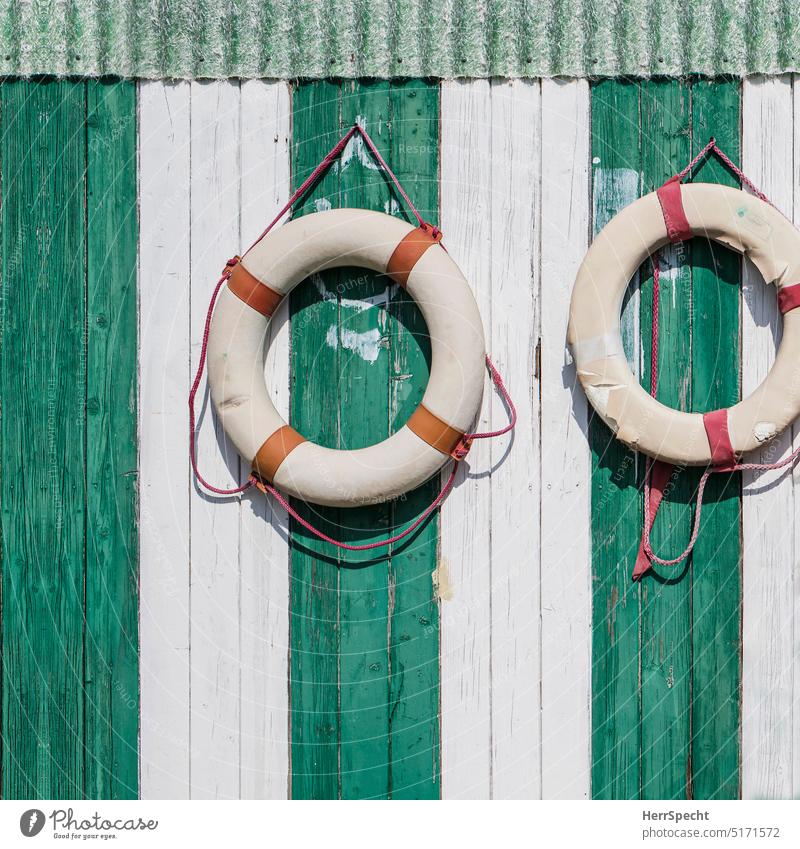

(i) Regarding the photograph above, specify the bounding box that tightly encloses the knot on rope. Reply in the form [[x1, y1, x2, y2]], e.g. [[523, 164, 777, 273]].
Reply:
[[451, 436, 473, 461], [222, 255, 241, 278]]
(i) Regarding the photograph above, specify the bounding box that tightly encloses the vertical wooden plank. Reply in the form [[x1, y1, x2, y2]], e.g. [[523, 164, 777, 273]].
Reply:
[[1, 80, 87, 798], [590, 78, 744, 800], [85, 78, 139, 799], [793, 75, 800, 803], [439, 79, 493, 799], [741, 75, 796, 800], [589, 79, 643, 801], [388, 79, 441, 800], [238, 79, 291, 800], [638, 79, 693, 800], [138, 80, 193, 799], [540, 78, 592, 800], [336, 80, 392, 801], [690, 79, 742, 801], [188, 80, 242, 799], [290, 79, 441, 800], [290, 80, 342, 800], [488, 79, 542, 800]]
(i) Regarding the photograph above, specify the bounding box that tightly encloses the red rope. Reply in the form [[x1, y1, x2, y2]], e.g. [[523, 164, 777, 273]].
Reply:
[[189, 122, 516, 548], [640, 140, 800, 570]]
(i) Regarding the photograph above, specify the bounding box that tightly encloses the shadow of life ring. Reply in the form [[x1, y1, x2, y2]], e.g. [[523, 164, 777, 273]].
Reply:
[[206, 208, 486, 507], [569, 183, 800, 466]]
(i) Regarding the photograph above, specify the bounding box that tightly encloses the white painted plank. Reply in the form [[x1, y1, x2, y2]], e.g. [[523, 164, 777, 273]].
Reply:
[[741, 75, 797, 800], [487, 79, 542, 799], [238, 80, 291, 800], [539, 78, 592, 799], [189, 80, 243, 799], [138, 80, 193, 799], [440, 79, 493, 799], [793, 76, 800, 804]]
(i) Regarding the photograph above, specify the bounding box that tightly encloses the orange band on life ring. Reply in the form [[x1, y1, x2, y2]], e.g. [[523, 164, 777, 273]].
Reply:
[[386, 225, 443, 287], [406, 404, 465, 455], [253, 425, 306, 481], [228, 263, 283, 317]]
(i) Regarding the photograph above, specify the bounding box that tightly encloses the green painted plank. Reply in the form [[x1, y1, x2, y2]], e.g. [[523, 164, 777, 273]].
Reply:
[[638, 79, 693, 800], [591, 78, 743, 800], [1, 80, 87, 798], [290, 79, 440, 799], [689, 79, 742, 801], [590, 79, 643, 801], [290, 79, 342, 801], [387, 80, 440, 800], [337, 80, 393, 801], [84, 79, 139, 799]]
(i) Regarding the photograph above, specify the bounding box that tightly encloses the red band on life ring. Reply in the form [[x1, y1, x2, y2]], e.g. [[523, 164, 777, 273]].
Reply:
[[703, 409, 736, 469], [778, 283, 800, 314], [656, 176, 693, 243]]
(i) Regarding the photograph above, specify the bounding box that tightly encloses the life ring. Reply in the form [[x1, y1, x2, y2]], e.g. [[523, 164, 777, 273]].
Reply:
[[569, 182, 800, 466], [206, 209, 486, 507]]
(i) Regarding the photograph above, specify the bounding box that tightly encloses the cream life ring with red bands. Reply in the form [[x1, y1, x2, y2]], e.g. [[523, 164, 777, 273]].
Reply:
[[569, 183, 800, 466], [206, 208, 486, 508]]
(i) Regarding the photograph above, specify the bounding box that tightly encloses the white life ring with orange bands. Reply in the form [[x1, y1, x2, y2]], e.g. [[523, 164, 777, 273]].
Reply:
[[207, 209, 486, 508], [569, 182, 800, 466]]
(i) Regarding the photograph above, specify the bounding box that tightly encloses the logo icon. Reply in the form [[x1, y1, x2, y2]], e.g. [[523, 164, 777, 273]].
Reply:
[[19, 810, 45, 838]]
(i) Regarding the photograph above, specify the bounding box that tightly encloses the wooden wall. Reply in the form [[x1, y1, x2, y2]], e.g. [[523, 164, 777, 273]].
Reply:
[[0, 79, 139, 798], [3, 75, 800, 801]]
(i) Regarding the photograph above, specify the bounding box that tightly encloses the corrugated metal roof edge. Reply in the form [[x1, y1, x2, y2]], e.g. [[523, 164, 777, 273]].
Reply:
[[5, 0, 800, 81]]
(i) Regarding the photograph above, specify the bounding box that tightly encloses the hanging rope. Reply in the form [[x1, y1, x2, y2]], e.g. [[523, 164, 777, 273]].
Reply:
[[189, 122, 516, 550], [635, 139, 800, 578]]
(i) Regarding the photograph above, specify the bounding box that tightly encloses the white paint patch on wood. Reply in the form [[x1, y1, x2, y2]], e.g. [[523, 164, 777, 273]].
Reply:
[[440, 79, 591, 799], [138, 80, 193, 800], [139, 80, 291, 799], [741, 75, 799, 800], [539, 78, 592, 799]]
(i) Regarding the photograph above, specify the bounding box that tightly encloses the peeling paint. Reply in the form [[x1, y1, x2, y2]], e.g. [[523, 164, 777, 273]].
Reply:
[[325, 325, 383, 363], [433, 559, 454, 601], [754, 421, 778, 443]]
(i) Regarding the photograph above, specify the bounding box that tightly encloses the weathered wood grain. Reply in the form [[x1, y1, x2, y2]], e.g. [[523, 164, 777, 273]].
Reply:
[[590, 78, 742, 800], [690, 80, 741, 800], [138, 80, 193, 799], [1, 79, 138, 798], [290, 79, 441, 800], [238, 79, 291, 801], [487, 79, 542, 800], [386, 80, 441, 800], [638, 79, 693, 800], [289, 80, 342, 800], [188, 80, 243, 799], [540, 78, 592, 800], [590, 79, 643, 800], [1, 81, 86, 799], [439, 79, 494, 799], [741, 76, 796, 800], [85, 79, 139, 799]]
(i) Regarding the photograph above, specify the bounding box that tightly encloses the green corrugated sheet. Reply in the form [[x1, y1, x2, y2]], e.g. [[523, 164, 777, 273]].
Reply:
[[4, 0, 799, 79]]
